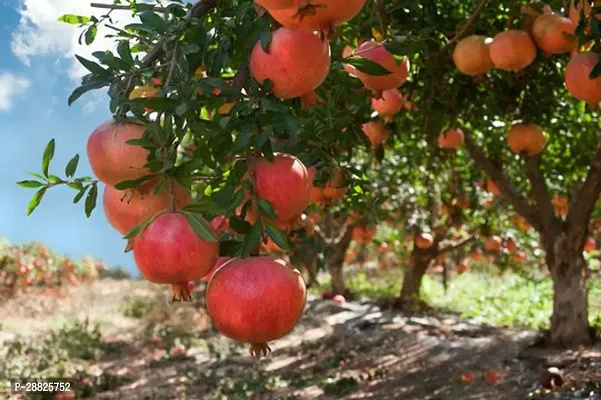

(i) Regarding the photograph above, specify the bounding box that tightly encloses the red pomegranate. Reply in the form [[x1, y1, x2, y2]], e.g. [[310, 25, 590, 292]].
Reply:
[[489, 30, 537, 71], [332, 294, 346, 305], [345, 40, 410, 91], [521, 2, 553, 36], [484, 236, 502, 253], [415, 233, 434, 249], [103, 178, 191, 235], [133, 212, 220, 302], [250, 153, 311, 226], [362, 120, 390, 146], [202, 257, 231, 282], [267, 0, 367, 33], [371, 89, 405, 116], [456, 262, 470, 274], [250, 27, 331, 99], [312, 167, 348, 202], [255, 0, 300, 10], [585, 237, 596, 252], [565, 52, 601, 106], [211, 216, 230, 234], [487, 179, 501, 197], [453, 35, 494, 76], [532, 13, 575, 54], [87, 120, 151, 185], [352, 225, 376, 245], [507, 123, 547, 156], [438, 128, 465, 149], [505, 237, 517, 253], [205, 256, 307, 357]]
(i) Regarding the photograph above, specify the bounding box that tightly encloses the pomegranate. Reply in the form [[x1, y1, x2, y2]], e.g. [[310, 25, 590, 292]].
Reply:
[[342, 44, 356, 74], [485, 370, 502, 385], [371, 89, 405, 116], [452, 35, 494, 76], [312, 167, 348, 202], [585, 237, 596, 252], [487, 179, 501, 197], [206, 256, 307, 357], [352, 225, 376, 245], [484, 236, 502, 253], [521, 2, 553, 35], [250, 27, 331, 99], [514, 250, 527, 263], [532, 13, 575, 54], [506, 123, 547, 156], [332, 294, 346, 305], [438, 128, 465, 149], [133, 212, 219, 302], [267, 0, 367, 34], [459, 371, 477, 384], [87, 120, 151, 186], [252, 153, 311, 225], [255, 0, 300, 10], [505, 237, 517, 253], [456, 262, 470, 274], [202, 257, 231, 282], [489, 30, 537, 71], [362, 120, 390, 146], [103, 178, 191, 235], [211, 215, 230, 233], [470, 248, 484, 261], [565, 52, 601, 106], [415, 233, 434, 249], [345, 40, 410, 91]]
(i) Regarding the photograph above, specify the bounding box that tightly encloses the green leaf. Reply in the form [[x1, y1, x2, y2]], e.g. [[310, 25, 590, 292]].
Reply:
[[240, 223, 262, 257], [84, 183, 98, 218], [47, 175, 61, 184], [265, 222, 290, 251], [590, 59, 601, 79], [73, 186, 89, 204], [42, 139, 55, 177], [65, 154, 80, 178], [139, 11, 166, 33], [343, 56, 391, 76], [17, 180, 45, 189], [117, 41, 134, 66], [68, 80, 110, 106], [229, 216, 252, 234], [180, 211, 219, 242], [182, 198, 228, 215], [85, 26, 97, 45], [75, 55, 108, 75], [258, 198, 278, 220], [123, 213, 161, 239], [231, 130, 253, 153], [27, 188, 47, 216], [57, 14, 91, 25], [259, 29, 272, 53], [114, 175, 156, 190]]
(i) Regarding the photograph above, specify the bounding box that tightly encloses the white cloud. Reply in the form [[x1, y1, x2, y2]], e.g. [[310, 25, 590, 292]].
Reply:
[[11, 0, 140, 81], [0, 72, 31, 111]]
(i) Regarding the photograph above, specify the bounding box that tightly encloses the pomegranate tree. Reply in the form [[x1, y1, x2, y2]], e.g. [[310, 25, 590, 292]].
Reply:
[[206, 256, 307, 356]]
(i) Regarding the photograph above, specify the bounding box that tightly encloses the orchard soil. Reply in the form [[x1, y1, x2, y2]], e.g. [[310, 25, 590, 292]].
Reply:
[[1, 266, 600, 399]]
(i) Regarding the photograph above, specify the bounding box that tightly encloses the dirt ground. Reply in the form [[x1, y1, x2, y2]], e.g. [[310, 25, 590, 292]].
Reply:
[[0, 279, 600, 399]]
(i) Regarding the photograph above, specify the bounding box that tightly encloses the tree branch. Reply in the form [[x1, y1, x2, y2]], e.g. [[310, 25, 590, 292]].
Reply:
[[439, 235, 477, 254], [443, 0, 490, 50], [90, 2, 168, 12], [523, 154, 557, 233], [464, 131, 543, 231], [231, 62, 250, 98], [566, 142, 601, 240]]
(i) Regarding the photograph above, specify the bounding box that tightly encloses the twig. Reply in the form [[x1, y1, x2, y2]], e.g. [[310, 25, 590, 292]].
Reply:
[[231, 62, 250, 98], [443, 0, 490, 50], [90, 2, 168, 13], [439, 235, 477, 254], [165, 45, 180, 87], [376, 0, 387, 39]]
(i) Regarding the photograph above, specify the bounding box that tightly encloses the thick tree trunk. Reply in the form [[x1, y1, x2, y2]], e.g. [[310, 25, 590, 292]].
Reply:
[[328, 223, 355, 296], [547, 234, 591, 347], [399, 248, 435, 304], [329, 262, 346, 295]]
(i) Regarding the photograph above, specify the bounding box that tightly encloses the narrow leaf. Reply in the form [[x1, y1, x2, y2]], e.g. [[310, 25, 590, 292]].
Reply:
[[75, 55, 108, 75], [180, 211, 219, 242], [265, 222, 290, 251], [27, 188, 47, 216], [343, 56, 391, 76], [258, 198, 278, 220], [84, 183, 98, 218], [73, 186, 89, 204], [42, 139, 55, 177], [85, 25, 97, 45], [68, 80, 109, 106], [65, 154, 80, 178], [240, 223, 262, 257], [17, 180, 45, 189], [57, 14, 91, 25], [123, 212, 162, 239]]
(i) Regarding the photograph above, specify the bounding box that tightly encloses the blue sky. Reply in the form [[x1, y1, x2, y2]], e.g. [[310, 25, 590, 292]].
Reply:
[[0, 1, 141, 273]]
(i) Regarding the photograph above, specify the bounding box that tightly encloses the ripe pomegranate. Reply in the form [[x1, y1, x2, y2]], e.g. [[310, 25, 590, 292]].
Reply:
[[87, 120, 151, 185], [250, 27, 331, 99], [456, 262, 470, 274], [585, 237, 596, 252], [312, 167, 348, 202], [362, 120, 390, 146], [514, 250, 527, 263], [203, 257, 231, 282], [489, 30, 537, 71], [487, 179, 501, 197], [452, 35, 494, 76], [267, 0, 367, 34], [103, 178, 191, 235], [206, 256, 307, 357], [379, 242, 389, 252], [532, 13, 576, 54], [507, 123, 547, 156], [470, 248, 484, 261], [565, 52, 601, 106], [459, 371, 477, 384], [255, 0, 299, 10], [484, 236, 502, 253], [415, 233, 434, 249], [438, 128, 464, 149], [345, 40, 410, 91], [133, 212, 219, 302], [371, 89, 405, 116], [211, 215, 230, 234], [485, 370, 502, 384], [332, 294, 346, 305], [252, 153, 311, 225], [505, 237, 517, 253]]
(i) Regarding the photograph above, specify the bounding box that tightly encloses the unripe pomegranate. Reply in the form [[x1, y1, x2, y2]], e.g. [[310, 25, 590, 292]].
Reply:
[[415, 233, 434, 249], [267, 0, 367, 33], [206, 257, 307, 357], [250, 27, 331, 99], [371, 89, 405, 116], [506, 123, 547, 156], [103, 179, 191, 235], [362, 120, 390, 146], [565, 52, 601, 106], [87, 120, 151, 185], [345, 40, 410, 91], [532, 13, 575, 54], [489, 30, 537, 71], [438, 128, 465, 149], [133, 212, 219, 302], [252, 153, 311, 225], [453, 35, 494, 76]]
